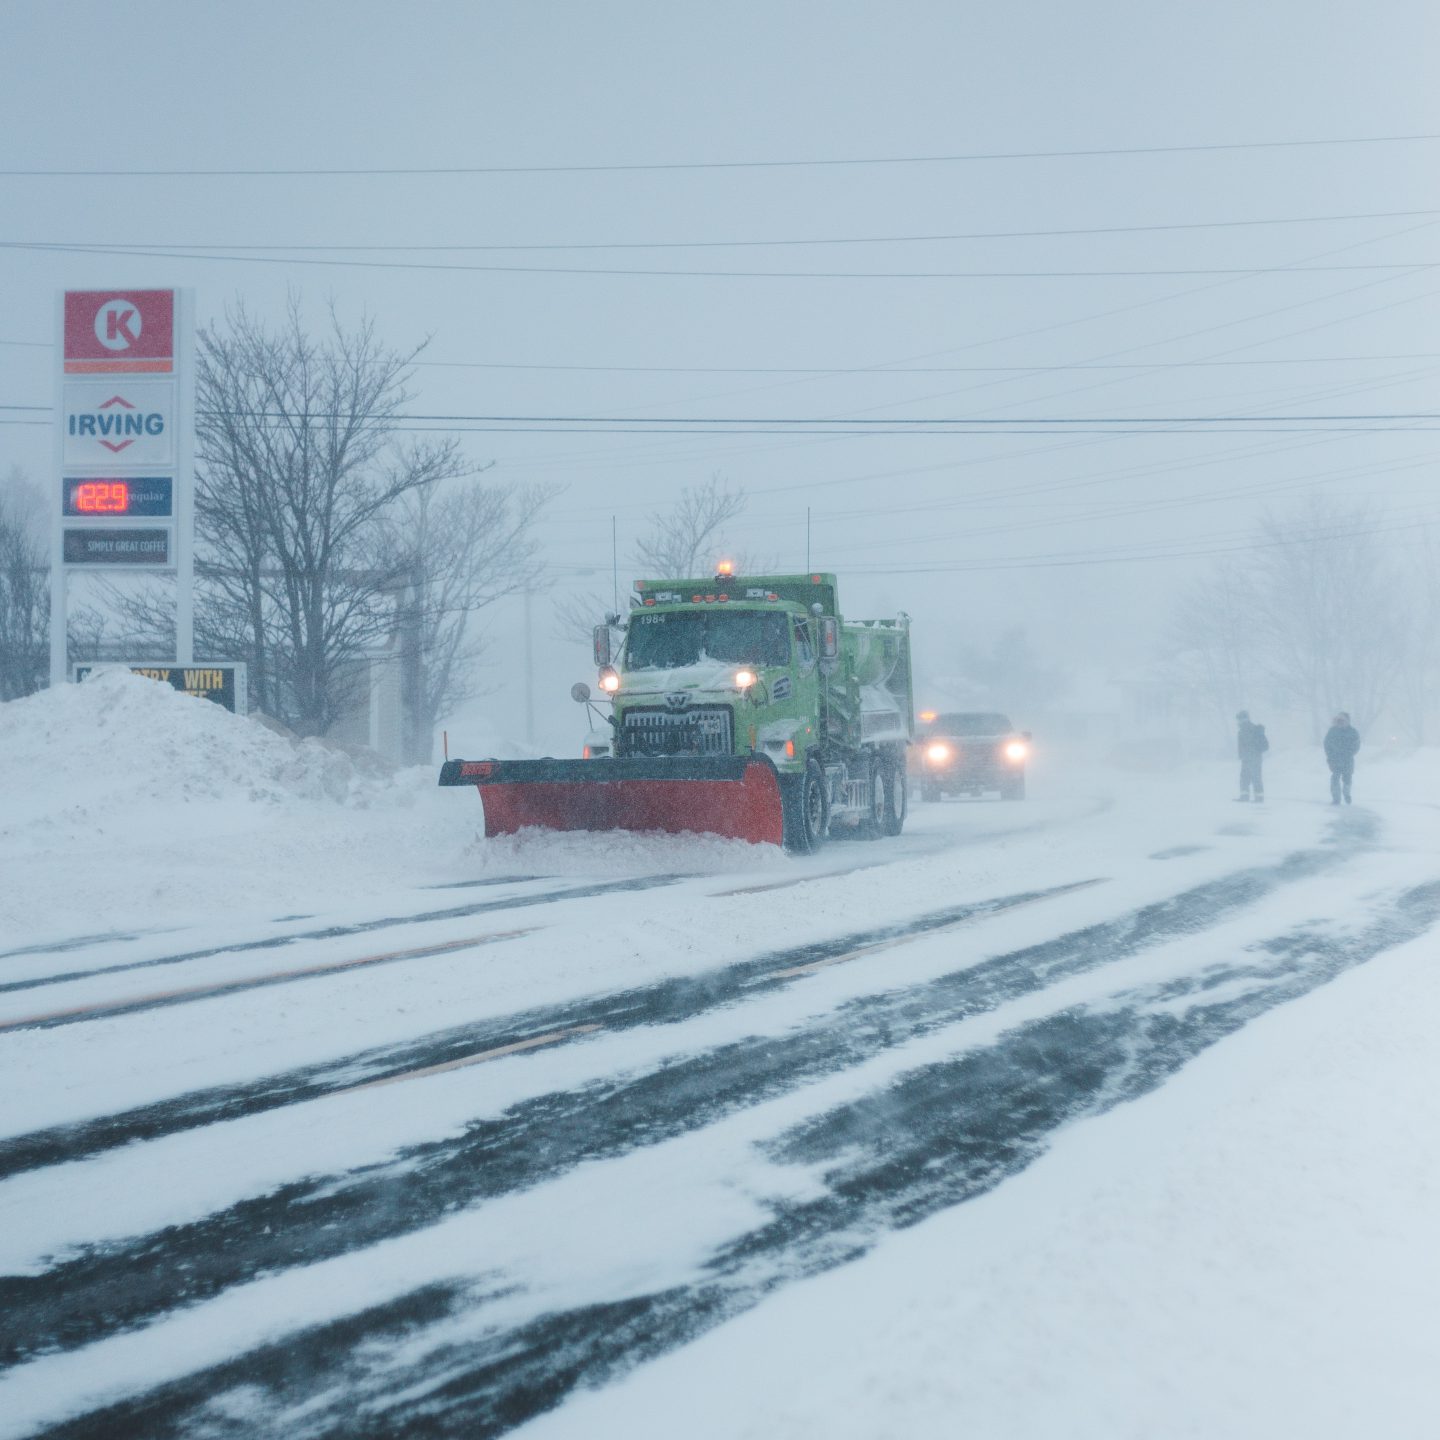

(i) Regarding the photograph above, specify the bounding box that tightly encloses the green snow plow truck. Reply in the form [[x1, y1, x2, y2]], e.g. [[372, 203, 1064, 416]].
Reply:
[[440, 568, 914, 852]]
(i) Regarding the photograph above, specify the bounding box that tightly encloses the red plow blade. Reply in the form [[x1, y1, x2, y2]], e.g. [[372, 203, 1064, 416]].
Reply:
[[439, 756, 785, 847]]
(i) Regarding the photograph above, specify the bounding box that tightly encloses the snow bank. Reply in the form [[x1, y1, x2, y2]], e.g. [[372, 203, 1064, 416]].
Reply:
[[0, 669, 414, 826], [0, 672, 460, 941]]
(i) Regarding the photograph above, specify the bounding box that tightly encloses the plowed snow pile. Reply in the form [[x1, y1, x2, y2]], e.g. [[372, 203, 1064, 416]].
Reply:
[[0, 671, 464, 940], [1, 670, 412, 828]]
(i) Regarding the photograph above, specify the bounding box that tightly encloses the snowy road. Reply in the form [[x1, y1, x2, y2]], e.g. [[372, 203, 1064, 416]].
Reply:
[[4, 738, 1437, 1440]]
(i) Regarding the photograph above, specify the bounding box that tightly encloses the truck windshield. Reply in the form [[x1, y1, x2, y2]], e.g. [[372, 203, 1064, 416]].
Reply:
[[626, 610, 790, 669]]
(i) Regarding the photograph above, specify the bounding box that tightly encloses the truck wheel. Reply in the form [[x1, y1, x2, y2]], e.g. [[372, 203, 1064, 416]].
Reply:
[[1002, 773, 1026, 801], [920, 783, 940, 803], [858, 755, 886, 840], [783, 760, 829, 852], [880, 756, 907, 836]]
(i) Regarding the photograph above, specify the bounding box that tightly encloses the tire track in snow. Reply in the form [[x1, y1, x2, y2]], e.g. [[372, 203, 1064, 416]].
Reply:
[[0, 821, 1370, 1372], [0, 878, 1097, 1181], [0, 875, 684, 1001], [31, 870, 1438, 1440], [0, 929, 541, 1033]]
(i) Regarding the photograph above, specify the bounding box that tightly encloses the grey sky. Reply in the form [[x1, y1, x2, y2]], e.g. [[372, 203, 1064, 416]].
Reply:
[[3, 0, 1437, 746]]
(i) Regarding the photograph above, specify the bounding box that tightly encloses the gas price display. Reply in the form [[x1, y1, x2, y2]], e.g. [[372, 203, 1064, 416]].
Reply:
[[63, 476, 173, 519]]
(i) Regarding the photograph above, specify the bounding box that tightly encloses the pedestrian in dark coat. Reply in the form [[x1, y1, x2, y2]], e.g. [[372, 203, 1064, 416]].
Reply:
[[1323, 712, 1361, 804], [1235, 710, 1269, 802]]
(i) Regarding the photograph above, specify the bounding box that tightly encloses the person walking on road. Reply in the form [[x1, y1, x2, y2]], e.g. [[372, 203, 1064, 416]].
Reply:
[[1235, 710, 1269, 802], [1324, 712, 1361, 804]]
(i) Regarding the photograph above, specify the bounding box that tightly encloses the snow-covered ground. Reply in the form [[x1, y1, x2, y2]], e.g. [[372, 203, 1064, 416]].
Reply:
[[0, 673, 1436, 1439]]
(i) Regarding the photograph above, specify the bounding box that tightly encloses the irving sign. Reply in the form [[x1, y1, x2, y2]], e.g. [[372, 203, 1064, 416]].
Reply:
[[63, 382, 175, 467]]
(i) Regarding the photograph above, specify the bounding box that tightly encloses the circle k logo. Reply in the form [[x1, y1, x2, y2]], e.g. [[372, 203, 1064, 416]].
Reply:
[[94, 299, 143, 351]]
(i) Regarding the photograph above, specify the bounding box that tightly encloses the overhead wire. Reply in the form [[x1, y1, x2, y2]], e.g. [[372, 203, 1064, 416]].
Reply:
[[3, 241, 1433, 279], [2, 130, 1436, 176], [7, 206, 1440, 251]]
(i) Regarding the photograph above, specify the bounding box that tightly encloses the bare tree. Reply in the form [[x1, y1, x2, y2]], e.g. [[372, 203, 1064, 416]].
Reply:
[[195, 299, 471, 735], [1393, 523, 1440, 743], [1249, 497, 1405, 737], [1164, 559, 1262, 744], [553, 475, 749, 646], [634, 474, 747, 578], [0, 470, 47, 701], [1167, 496, 1407, 740], [386, 479, 554, 763]]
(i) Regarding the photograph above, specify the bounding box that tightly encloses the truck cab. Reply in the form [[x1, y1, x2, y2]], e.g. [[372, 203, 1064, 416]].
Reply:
[[592, 570, 912, 848]]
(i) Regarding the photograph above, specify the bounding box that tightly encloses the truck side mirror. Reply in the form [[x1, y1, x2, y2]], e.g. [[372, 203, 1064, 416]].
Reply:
[[818, 616, 839, 661], [593, 624, 611, 667]]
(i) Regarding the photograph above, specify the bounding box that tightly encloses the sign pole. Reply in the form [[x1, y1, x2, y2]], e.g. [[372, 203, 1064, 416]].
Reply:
[[49, 293, 67, 688], [175, 288, 195, 667]]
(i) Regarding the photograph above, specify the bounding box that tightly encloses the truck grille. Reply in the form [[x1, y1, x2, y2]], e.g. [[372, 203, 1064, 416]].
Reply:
[[622, 706, 734, 757]]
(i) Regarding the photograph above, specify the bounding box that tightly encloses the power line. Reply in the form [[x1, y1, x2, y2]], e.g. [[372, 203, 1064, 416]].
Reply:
[[8, 402, 1438, 425], [7, 335, 1437, 372], [8, 417, 1435, 436], [834, 508, 1440, 575], [3, 132, 1437, 177], [8, 207, 1440, 251], [3, 241, 1435, 279], [412, 353, 1440, 375], [545, 507, 1440, 578]]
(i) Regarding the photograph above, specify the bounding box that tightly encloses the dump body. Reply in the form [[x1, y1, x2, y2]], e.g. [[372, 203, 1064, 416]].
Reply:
[[441, 571, 913, 850]]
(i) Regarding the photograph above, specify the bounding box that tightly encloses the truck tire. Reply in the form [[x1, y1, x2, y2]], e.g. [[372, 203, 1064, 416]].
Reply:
[[858, 754, 886, 840], [880, 755, 907, 836], [783, 759, 829, 853], [1001, 772, 1026, 801]]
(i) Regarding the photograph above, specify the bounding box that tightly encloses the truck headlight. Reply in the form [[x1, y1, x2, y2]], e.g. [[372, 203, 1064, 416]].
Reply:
[[1004, 740, 1028, 762], [926, 741, 952, 763], [598, 667, 621, 693], [734, 668, 757, 690]]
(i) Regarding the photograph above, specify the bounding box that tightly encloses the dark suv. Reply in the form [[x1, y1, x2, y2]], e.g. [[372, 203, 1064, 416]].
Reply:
[[914, 711, 1030, 801]]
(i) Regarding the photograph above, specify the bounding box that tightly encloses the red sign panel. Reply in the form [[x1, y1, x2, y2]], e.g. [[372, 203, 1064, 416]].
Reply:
[[64, 290, 175, 374]]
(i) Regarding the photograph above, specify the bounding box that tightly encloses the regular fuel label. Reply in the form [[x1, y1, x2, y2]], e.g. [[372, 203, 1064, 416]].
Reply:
[[62, 477, 174, 518]]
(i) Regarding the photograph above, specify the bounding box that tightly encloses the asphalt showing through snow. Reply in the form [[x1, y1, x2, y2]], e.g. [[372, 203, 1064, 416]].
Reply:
[[0, 878, 1100, 1180], [8, 808, 1437, 1440], [0, 875, 686, 1003]]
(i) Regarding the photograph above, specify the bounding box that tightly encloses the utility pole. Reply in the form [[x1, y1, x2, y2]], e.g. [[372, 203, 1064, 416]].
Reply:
[[522, 581, 535, 746]]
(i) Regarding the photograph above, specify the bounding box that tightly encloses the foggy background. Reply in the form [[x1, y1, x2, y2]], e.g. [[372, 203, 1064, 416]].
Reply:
[[3, 0, 1436, 759]]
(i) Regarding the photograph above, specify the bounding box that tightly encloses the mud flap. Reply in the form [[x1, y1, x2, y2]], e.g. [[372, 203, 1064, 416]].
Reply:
[[439, 756, 786, 846]]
